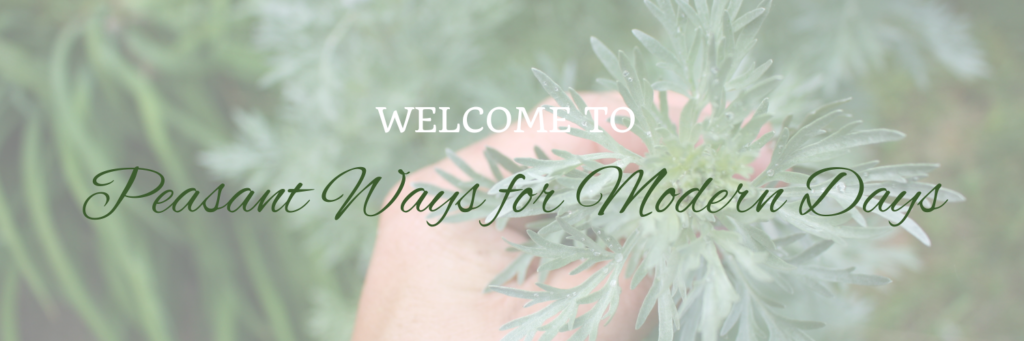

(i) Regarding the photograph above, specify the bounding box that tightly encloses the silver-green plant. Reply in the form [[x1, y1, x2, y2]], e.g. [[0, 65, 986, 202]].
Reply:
[[435, 1, 964, 340]]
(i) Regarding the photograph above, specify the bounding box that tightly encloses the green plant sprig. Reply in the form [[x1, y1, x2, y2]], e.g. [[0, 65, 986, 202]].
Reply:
[[437, 1, 964, 340]]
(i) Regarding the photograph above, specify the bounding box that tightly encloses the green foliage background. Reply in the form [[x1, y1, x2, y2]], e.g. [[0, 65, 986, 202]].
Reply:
[[0, 0, 1020, 340]]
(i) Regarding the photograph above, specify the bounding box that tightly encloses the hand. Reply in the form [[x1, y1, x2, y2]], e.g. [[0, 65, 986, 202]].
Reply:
[[351, 91, 771, 340]]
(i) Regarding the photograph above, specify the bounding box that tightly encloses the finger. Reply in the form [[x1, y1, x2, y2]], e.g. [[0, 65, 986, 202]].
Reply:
[[533, 91, 695, 156], [354, 95, 616, 340]]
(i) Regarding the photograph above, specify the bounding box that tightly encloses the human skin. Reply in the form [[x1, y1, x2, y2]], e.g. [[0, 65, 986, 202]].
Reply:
[[352, 91, 771, 340]]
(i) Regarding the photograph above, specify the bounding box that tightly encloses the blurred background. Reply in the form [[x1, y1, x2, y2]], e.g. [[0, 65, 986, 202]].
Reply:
[[0, 0, 1020, 340]]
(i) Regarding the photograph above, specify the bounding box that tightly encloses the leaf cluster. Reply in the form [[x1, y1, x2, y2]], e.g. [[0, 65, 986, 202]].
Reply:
[[438, 1, 965, 340]]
